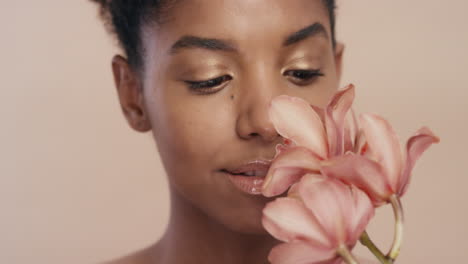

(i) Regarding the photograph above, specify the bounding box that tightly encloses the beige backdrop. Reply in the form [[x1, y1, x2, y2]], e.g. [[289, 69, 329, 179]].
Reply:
[[1, 0, 467, 263]]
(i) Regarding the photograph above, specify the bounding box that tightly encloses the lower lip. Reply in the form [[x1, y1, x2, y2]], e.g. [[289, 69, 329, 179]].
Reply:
[[225, 173, 265, 195]]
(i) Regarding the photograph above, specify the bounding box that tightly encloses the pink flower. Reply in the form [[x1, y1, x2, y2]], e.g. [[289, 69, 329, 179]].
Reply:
[[262, 85, 358, 197], [321, 113, 440, 206], [262, 174, 374, 264]]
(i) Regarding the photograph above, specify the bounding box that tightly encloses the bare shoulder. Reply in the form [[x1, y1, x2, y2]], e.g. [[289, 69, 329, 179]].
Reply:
[[101, 245, 161, 264]]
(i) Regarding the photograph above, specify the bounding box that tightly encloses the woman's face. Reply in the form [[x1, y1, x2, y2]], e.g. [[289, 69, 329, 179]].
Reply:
[[117, 0, 343, 234]]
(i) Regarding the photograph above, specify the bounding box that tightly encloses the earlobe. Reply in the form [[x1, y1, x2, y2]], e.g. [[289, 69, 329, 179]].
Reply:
[[334, 42, 345, 83], [111, 55, 152, 132]]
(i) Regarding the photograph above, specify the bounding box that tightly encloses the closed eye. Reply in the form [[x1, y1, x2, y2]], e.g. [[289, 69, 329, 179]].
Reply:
[[184, 75, 232, 93], [184, 69, 324, 94], [284, 69, 324, 85]]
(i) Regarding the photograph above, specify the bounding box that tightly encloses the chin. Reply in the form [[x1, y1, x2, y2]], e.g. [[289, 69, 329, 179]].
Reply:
[[218, 198, 271, 235]]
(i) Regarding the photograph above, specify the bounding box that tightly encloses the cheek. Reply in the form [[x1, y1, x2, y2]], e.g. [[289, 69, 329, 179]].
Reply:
[[147, 89, 234, 183], [288, 54, 341, 108], [292, 79, 339, 109], [296, 81, 337, 107], [315, 57, 341, 104]]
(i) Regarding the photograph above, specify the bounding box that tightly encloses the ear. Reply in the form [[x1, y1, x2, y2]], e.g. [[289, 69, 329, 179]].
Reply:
[[333, 42, 345, 83], [111, 55, 152, 132]]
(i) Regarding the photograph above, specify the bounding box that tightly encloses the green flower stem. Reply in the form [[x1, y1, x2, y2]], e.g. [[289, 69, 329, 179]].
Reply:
[[359, 231, 392, 264], [388, 194, 404, 261], [337, 245, 360, 264]]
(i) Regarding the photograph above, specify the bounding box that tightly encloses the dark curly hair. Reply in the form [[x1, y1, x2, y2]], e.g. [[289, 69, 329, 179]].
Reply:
[[90, 0, 337, 70]]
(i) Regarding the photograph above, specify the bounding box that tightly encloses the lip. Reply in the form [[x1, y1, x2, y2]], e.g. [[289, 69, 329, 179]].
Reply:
[[221, 160, 272, 195]]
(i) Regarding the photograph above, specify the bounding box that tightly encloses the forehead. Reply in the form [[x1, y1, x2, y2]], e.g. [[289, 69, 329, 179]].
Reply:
[[148, 0, 331, 55]]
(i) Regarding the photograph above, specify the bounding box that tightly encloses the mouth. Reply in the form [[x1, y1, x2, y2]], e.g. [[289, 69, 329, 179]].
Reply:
[[220, 160, 271, 195]]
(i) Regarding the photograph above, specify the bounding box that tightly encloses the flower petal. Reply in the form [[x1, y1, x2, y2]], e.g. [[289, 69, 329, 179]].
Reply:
[[398, 126, 440, 196], [321, 154, 391, 206], [262, 147, 322, 197], [325, 84, 355, 157], [346, 185, 375, 242], [360, 113, 403, 191], [269, 95, 328, 158], [287, 173, 327, 199], [354, 129, 368, 155], [269, 146, 323, 172], [343, 108, 359, 154], [262, 197, 331, 247], [262, 168, 305, 197], [296, 175, 374, 247], [311, 104, 326, 123], [268, 241, 337, 264], [296, 176, 353, 246]]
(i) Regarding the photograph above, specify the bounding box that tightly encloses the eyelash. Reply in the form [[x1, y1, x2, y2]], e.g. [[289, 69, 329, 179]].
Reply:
[[185, 75, 233, 92], [184, 69, 324, 93], [285, 69, 324, 83]]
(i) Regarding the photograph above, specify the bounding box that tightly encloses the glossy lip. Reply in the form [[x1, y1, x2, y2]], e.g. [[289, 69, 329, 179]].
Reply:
[[221, 159, 272, 195]]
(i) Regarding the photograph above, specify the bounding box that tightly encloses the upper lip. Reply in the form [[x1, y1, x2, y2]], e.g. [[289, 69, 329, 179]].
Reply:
[[221, 159, 272, 177]]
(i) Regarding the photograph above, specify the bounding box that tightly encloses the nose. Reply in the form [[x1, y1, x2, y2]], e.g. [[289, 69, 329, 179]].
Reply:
[[236, 102, 280, 142], [235, 72, 282, 143]]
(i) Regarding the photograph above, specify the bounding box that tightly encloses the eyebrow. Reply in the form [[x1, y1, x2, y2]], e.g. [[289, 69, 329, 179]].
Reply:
[[169, 36, 237, 54], [283, 22, 328, 46], [168, 22, 328, 54]]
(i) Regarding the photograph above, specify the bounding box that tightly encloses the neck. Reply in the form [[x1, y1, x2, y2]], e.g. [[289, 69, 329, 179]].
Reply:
[[155, 189, 278, 264]]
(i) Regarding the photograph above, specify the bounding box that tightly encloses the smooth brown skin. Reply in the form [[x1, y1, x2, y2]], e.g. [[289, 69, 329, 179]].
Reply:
[[108, 0, 343, 263]]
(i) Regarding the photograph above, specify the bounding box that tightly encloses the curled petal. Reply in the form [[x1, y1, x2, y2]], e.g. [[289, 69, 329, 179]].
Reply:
[[360, 113, 403, 190], [262, 168, 305, 197], [268, 241, 337, 264], [269, 147, 323, 172], [310, 104, 326, 122], [321, 154, 391, 206], [343, 109, 359, 154], [262, 147, 322, 197], [325, 84, 356, 156], [262, 197, 331, 247], [269, 95, 328, 158], [354, 129, 367, 155], [275, 143, 289, 158], [398, 127, 440, 196]]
